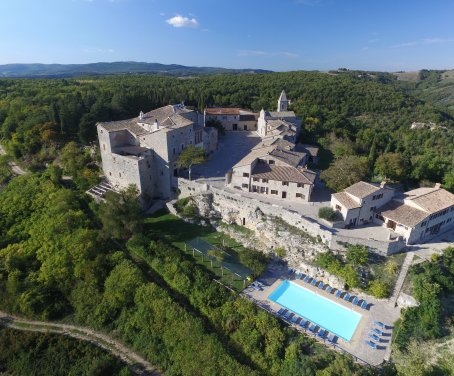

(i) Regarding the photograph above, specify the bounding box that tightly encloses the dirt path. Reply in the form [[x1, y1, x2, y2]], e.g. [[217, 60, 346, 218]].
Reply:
[[0, 311, 162, 376], [0, 144, 27, 175]]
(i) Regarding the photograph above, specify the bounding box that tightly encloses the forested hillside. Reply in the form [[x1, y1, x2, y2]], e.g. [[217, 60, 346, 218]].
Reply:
[[1, 71, 453, 191]]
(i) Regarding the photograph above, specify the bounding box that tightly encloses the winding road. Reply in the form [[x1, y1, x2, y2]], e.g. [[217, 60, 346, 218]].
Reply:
[[0, 310, 162, 376], [0, 144, 27, 176]]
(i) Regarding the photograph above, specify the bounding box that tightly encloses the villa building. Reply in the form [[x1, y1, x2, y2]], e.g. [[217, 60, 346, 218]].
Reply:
[[331, 181, 454, 244], [376, 184, 454, 244], [97, 104, 217, 203], [331, 181, 395, 227]]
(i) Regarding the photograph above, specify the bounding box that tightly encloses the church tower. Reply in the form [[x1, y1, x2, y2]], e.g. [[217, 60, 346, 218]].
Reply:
[[277, 90, 289, 112]]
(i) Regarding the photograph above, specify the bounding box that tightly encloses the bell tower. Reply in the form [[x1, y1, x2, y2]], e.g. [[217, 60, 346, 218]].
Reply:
[[277, 90, 288, 112]]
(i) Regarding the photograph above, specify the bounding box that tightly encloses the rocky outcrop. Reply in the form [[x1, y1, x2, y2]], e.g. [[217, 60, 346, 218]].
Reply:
[[397, 292, 419, 308]]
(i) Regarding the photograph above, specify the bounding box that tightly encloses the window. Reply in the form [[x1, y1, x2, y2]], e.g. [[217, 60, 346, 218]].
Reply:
[[252, 185, 258, 192], [296, 193, 305, 199], [447, 218, 452, 223], [253, 177, 259, 182], [370, 206, 376, 212], [109, 172, 112, 176], [282, 181, 289, 186], [376, 214, 384, 221], [271, 190, 278, 195], [242, 183, 249, 188], [297, 183, 304, 188], [103, 144, 106, 151], [119, 173, 121, 177], [243, 172, 250, 177], [173, 148, 176, 155], [223, 116, 227, 120], [181, 143, 184, 151], [335, 204, 342, 211], [269, 160, 275, 164], [262, 179, 268, 183]]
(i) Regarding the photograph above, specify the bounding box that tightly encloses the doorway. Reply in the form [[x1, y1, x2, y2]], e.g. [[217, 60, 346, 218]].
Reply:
[[282, 191, 287, 199], [233, 124, 238, 130]]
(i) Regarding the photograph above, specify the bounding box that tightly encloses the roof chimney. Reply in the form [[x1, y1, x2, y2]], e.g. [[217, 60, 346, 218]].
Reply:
[[435, 182, 441, 189], [154, 119, 159, 130], [380, 181, 387, 188], [139, 111, 144, 120]]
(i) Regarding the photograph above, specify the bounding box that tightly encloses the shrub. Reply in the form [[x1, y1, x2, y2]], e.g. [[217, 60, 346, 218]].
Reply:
[[368, 280, 391, 298], [274, 247, 287, 258], [318, 207, 341, 221], [346, 245, 369, 266]]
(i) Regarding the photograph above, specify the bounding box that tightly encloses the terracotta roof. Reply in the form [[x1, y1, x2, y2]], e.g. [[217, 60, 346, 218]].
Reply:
[[404, 187, 454, 213], [344, 181, 381, 199], [204, 108, 241, 115], [378, 200, 429, 227], [332, 192, 361, 210], [232, 145, 276, 168], [252, 163, 316, 184]]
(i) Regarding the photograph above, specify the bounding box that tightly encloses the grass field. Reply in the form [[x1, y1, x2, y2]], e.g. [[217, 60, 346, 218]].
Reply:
[[145, 210, 259, 290]]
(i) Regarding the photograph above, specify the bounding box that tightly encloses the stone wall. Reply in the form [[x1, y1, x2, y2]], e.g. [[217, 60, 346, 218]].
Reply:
[[176, 178, 406, 258]]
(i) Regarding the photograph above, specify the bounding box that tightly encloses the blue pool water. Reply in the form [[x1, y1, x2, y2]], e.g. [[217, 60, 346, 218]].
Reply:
[[268, 280, 362, 341]]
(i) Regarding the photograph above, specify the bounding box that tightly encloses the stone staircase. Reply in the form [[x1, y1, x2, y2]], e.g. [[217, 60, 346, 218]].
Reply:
[[390, 251, 414, 305]]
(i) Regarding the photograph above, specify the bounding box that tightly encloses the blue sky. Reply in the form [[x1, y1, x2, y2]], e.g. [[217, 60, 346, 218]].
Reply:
[[1, 0, 454, 71]]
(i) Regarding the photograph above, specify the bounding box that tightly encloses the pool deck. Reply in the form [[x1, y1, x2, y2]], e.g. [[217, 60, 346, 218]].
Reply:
[[242, 264, 401, 366]]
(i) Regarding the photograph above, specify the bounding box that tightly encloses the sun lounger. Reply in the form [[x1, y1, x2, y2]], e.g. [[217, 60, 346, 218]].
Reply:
[[373, 328, 383, 336], [291, 316, 300, 324], [374, 321, 385, 329], [308, 324, 316, 333], [284, 310, 292, 319], [311, 279, 317, 286], [344, 293, 351, 302], [303, 275, 310, 283], [327, 334, 336, 343], [325, 286, 332, 293], [361, 301, 368, 309], [368, 334, 380, 342], [352, 297, 359, 305], [277, 308, 285, 315], [335, 290, 342, 298], [253, 285, 262, 291], [299, 319, 307, 328], [317, 329, 326, 339], [296, 272, 302, 279], [355, 298, 362, 306], [365, 340, 377, 349], [318, 282, 324, 289]]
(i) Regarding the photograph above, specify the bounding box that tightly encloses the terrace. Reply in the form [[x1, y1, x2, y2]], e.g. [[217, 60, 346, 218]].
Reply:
[[242, 262, 401, 366]]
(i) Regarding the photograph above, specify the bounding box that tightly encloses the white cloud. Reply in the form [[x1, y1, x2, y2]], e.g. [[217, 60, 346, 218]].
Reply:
[[237, 50, 298, 58], [392, 37, 454, 48], [166, 15, 199, 28]]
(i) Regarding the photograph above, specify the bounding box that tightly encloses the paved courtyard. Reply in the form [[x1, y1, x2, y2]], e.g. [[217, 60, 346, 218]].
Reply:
[[193, 131, 262, 181], [243, 263, 401, 366]]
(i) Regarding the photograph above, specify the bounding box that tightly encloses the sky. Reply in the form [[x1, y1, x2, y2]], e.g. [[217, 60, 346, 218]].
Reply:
[[1, 0, 454, 72]]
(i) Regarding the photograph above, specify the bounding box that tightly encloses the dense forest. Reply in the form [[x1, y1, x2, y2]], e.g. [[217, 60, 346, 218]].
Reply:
[[1, 71, 454, 375], [0, 327, 132, 376], [0, 71, 453, 191]]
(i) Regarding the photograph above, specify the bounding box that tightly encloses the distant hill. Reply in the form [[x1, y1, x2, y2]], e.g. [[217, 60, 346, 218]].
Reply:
[[0, 62, 272, 78], [394, 69, 454, 113]]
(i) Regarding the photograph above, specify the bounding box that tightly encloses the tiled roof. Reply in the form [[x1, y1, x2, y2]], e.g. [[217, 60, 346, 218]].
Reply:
[[344, 181, 381, 199], [378, 200, 429, 227], [204, 108, 241, 115], [142, 104, 193, 124], [232, 145, 276, 168], [278, 90, 288, 101], [295, 143, 319, 157], [252, 163, 316, 184], [332, 192, 361, 210], [98, 119, 148, 136], [267, 111, 296, 119], [404, 187, 454, 213], [269, 148, 306, 167]]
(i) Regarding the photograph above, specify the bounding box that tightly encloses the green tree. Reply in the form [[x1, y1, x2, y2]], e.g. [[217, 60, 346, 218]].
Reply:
[[368, 280, 391, 298], [320, 155, 368, 192], [98, 185, 143, 240], [346, 245, 368, 266], [374, 152, 407, 181], [177, 145, 206, 181]]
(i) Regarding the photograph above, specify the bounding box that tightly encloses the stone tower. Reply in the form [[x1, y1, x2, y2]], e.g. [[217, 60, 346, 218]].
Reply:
[[277, 90, 289, 112]]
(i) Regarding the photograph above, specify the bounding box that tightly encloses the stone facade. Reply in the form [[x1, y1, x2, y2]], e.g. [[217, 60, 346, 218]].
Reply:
[[97, 104, 217, 204], [204, 108, 257, 131]]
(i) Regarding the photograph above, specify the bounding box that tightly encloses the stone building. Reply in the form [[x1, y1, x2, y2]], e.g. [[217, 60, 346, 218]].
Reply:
[[204, 108, 257, 131], [228, 141, 316, 202], [331, 181, 395, 227], [376, 184, 454, 244], [97, 104, 217, 203], [331, 181, 454, 245]]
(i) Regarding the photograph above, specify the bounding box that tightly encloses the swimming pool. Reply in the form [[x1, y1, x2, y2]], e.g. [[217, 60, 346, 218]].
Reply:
[[268, 280, 362, 341]]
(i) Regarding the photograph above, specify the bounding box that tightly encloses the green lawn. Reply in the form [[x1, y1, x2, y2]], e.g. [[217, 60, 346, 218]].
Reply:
[[145, 210, 258, 291]]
